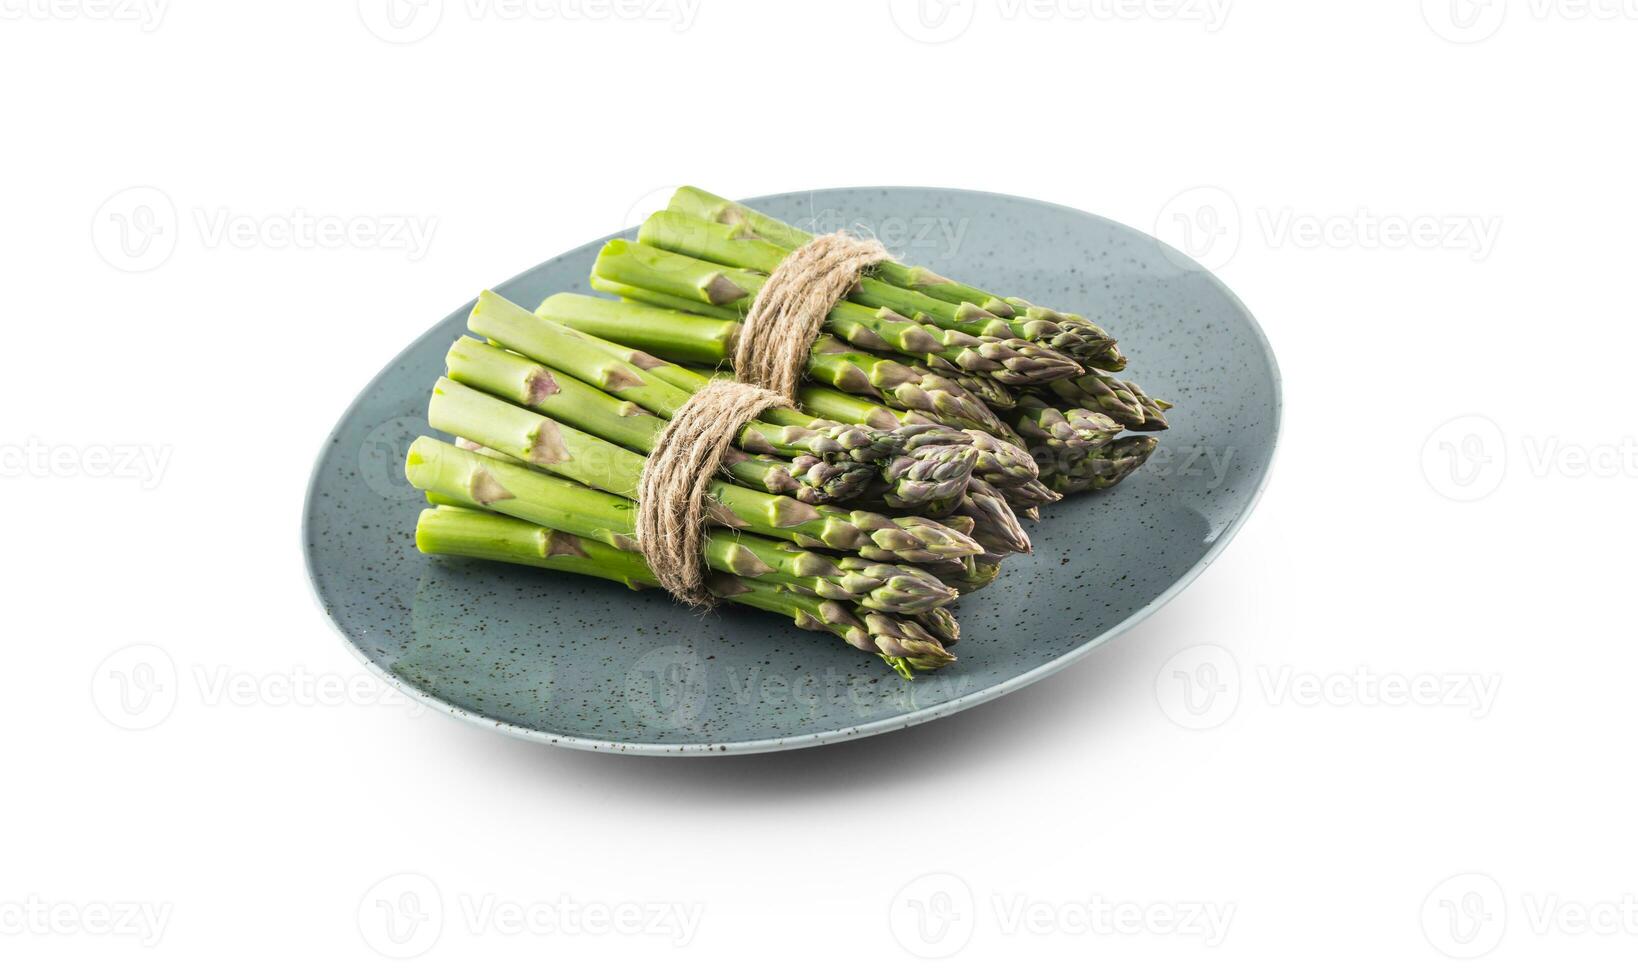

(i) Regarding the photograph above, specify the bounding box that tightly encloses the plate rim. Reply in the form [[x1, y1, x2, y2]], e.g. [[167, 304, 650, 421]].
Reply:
[[301, 184, 1283, 756]]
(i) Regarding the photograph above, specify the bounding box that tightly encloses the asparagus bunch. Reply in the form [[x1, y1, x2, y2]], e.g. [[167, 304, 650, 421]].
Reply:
[[637, 187, 1173, 504], [408, 437, 959, 615], [596, 244, 1094, 422], [662, 186, 1127, 371], [602, 188, 1171, 474], [634, 211, 1085, 386], [583, 188, 1177, 595]]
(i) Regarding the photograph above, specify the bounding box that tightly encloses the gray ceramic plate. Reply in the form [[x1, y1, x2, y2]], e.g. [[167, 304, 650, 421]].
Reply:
[[303, 187, 1280, 755]]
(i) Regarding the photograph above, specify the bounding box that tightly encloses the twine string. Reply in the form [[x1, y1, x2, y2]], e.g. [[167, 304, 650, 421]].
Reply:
[[635, 380, 790, 607], [734, 233, 891, 400]]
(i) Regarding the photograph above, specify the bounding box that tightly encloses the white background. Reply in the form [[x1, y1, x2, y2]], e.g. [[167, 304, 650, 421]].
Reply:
[[3, 0, 1633, 974]]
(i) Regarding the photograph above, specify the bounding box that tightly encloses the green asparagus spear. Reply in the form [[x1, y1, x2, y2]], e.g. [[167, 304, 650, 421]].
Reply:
[[1008, 395, 1123, 455], [926, 554, 1004, 594], [1038, 372, 1171, 431], [954, 478, 1032, 555], [912, 606, 961, 645]]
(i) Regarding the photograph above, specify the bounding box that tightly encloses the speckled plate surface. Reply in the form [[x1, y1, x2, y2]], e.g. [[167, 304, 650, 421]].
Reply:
[[303, 187, 1280, 755]]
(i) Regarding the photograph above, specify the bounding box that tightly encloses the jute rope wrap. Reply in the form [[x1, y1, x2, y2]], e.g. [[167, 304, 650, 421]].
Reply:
[[635, 380, 791, 607], [635, 231, 889, 607], [734, 233, 891, 400]]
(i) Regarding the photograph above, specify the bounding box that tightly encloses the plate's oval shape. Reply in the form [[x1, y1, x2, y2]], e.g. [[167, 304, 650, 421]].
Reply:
[[303, 187, 1280, 754]]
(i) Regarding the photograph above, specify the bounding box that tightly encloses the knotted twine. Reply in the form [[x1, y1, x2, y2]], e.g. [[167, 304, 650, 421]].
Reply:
[[635, 232, 891, 606]]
